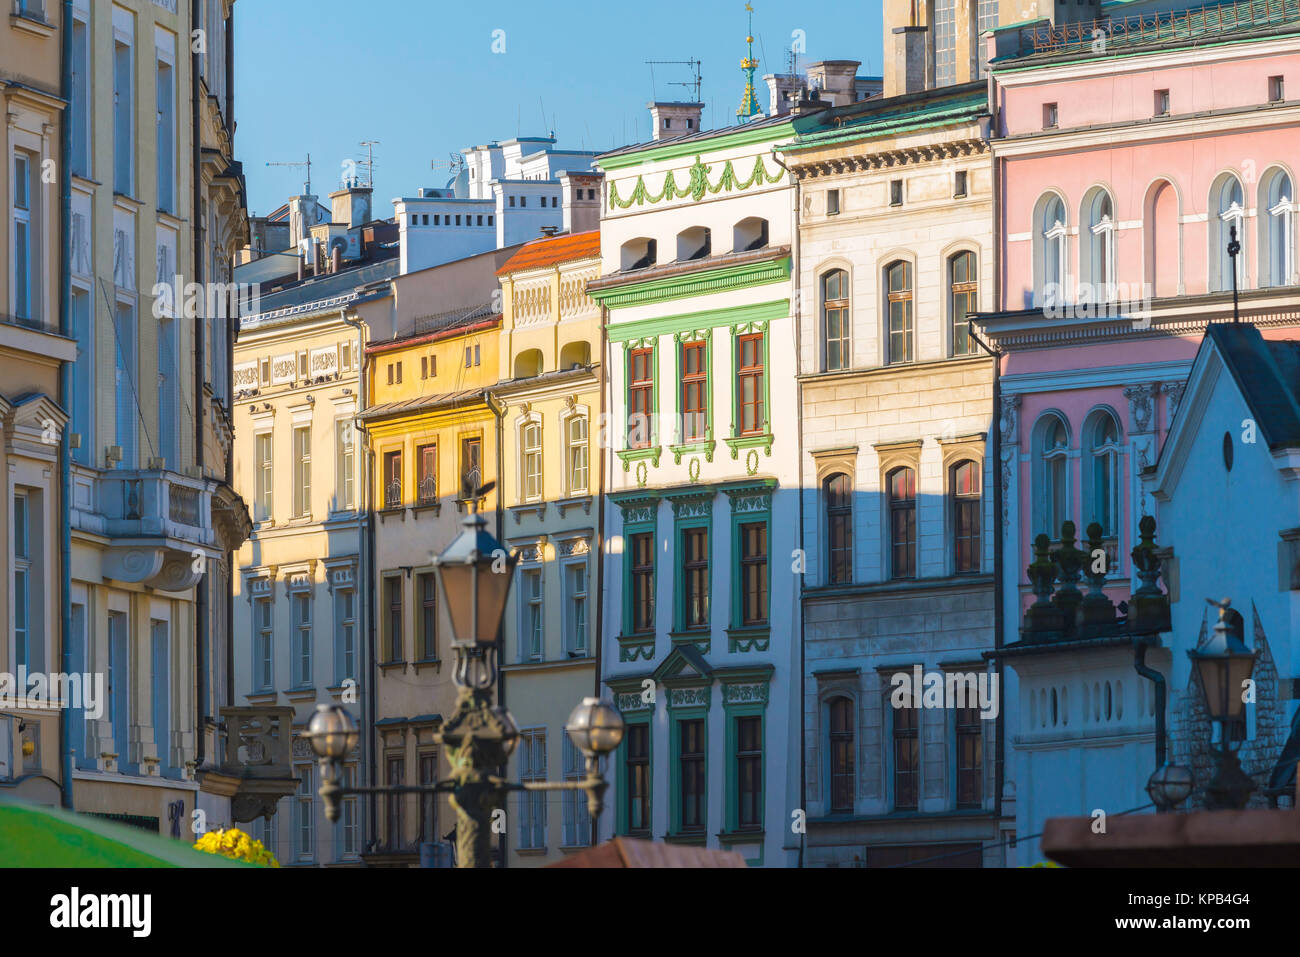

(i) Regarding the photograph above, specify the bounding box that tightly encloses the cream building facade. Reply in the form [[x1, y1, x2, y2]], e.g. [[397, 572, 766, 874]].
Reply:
[[494, 231, 603, 866], [0, 0, 75, 807]]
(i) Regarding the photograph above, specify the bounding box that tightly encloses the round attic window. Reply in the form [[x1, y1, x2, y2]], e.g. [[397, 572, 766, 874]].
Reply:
[[1223, 431, 1234, 472]]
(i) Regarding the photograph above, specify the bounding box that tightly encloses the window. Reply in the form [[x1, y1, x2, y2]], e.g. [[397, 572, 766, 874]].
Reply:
[[888, 466, 917, 579], [886, 260, 914, 364], [341, 765, 359, 856], [562, 738, 591, 847], [825, 473, 853, 585], [1212, 175, 1246, 292], [385, 756, 404, 848], [292, 593, 312, 687], [259, 807, 279, 860], [680, 341, 708, 442], [889, 179, 903, 207], [460, 437, 481, 494], [70, 288, 93, 464], [114, 36, 134, 194], [418, 753, 438, 844], [417, 444, 437, 505], [822, 269, 850, 371], [335, 589, 356, 682], [385, 577, 403, 662], [679, 719, 706, 832], [954, 170, 968, 198], [1261, 168, 1296, 287], [519, 730, 547, 849], [625, 723, 651, 836], [1083, 188, 1117, 301], [627, 348, 654, 448], [13, 494, 31, 669], [952, 460, 981, 574], [295, 765, 314, 861], [1086, 411, 1121, 537], [156, 56, 175, 212], [12, 152, 35, 323], [337, 421, 355, 510], [340, 341, 355, 372], [828, 697, 855, 813], [418, 573, 438, 660], [734, 217, 769, 251], [1040, 415, 1070, 537], [255, 433, 273, 521], [949, 251, 977, 356], [977, 0, 999, 77], [682, 526, 709, 630], [384, 449, 402, 508], [956, 706, 983, 808], [676, 226, 711, 261], [736, 715, 762, 830], [521, 568, 543, 661], [566, 414, 589, 494], [521, 421, 543, 502], [826, 189, 840, 216], [565, 563, 588, 656], [736, 334, 764, 436], [739, 521, 768, 625], [113, 302, 138, 467], [935, 0, 956, 86], [292, 426, 311, 518], [1154, 88, 1170, 116], [71, 15, 90, 176], [1043, 102, 1058, 129], [255, 598, 273, 690], [394, 361, 402, 383], [893, 701, 919, 810], [1039, 194, 1068, 306], [630, 531, 655, 634], [1270, 75, 1285, 102]]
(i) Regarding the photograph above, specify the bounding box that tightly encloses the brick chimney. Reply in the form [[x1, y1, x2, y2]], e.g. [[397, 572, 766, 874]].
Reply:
[[648, 102, 704, 141]]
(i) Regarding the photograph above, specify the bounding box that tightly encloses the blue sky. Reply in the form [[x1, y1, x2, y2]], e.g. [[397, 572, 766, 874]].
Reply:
[[234, 0, 884, 218]]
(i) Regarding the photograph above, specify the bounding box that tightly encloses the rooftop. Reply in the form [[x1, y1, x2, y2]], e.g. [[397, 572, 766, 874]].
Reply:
[[496, 230, 601, 275], [779, 84, 988, 155]]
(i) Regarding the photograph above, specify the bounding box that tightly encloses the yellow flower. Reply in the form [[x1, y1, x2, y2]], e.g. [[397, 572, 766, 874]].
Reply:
[[193, 827, 279, 867]]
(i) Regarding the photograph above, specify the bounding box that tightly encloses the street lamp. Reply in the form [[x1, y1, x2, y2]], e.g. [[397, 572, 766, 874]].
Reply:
[[1146, 762, 1194, 812], [305, 486, 625, 867], [1188, 597, 1257, 810]]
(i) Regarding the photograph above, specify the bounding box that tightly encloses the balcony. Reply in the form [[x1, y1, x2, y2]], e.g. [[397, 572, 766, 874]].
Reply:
[[95, 469, 249, 591], [196, 707, 300, 825]]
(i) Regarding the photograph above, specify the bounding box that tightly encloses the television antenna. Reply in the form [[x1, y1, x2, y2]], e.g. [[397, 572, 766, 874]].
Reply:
[[266, 153, 312, 195], [357, 140, 380, 188], [645, 58, 703, 103]]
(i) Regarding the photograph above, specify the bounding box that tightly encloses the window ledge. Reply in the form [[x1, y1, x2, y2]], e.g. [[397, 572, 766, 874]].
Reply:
[[664, 831, 708, 846], [10, 14, 55, 38], [670, 439, 715, 465], [412, 658, 442, 675], [378, 661, 408, 674], [510, 501, 547, 524], [617, 446, 662, 471], [724, 434, 774, 459], [412, 502, 441, 518], [378, 506, 406, 521], [556, 495, 592, 517], [725, 627, 770, 653], [616, 633, 655, 663], [669, 630, 711, 654], [455, 496, 488, 513], [719, 828, 765, 843], [284, 686, 317, 700], [515, 846, 548, 856]]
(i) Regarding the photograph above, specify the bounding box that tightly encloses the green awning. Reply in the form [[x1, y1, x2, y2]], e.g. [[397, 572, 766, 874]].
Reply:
[[0, 799, 254, 868]]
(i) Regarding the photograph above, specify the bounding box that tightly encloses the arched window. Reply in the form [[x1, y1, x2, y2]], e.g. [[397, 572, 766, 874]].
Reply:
[[887, 466, 917, 579], [951, 460, 981, 574], [949, 251, 977, 356], [1260, 168, 1295, 287], [885, 260, 914, 364], [1082, 188, 1116, 301], [620, 237, 657, 271], [827, 696, 855, 813], [1211, 175, 1246, 292], [1037, 194, 1068, 307], [825, 472, 853, 584], [734, 217, 769, 252], [676, 226, 711, 261], [1036, 413, 1070, 538], [1084, 409, 1122, 538], [822, 269, 850, 371]]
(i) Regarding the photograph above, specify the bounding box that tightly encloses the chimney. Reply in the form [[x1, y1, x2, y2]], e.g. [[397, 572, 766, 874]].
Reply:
[[888, 26, 929, 97], [806, 60, 862, 106], [329, 182, 373, 229], [648, 102, 704, 141], [764, 73, 803, 116], [560, 172, 602, 234], [287, 193, 318, 249], [540, 225, 559, 238]]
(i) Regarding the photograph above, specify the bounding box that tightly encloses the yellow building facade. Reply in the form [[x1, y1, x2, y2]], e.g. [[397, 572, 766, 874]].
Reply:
[[494, 231, 604, 866]]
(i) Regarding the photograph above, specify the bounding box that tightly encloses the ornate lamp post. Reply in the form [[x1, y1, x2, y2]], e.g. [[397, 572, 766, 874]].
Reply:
[[304, 486, 624, 868], [1188, 598, 1257, 810]]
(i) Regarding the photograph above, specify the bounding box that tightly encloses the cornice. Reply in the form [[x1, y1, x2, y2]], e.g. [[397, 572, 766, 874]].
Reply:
[[794, 138, 989, 179]]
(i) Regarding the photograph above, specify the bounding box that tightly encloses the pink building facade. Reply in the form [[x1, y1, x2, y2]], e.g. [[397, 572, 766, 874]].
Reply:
[[976, 3, 1300, 862]]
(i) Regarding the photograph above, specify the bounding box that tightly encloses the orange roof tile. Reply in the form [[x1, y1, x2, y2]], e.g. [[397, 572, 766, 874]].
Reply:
[[496, 230, 601, 276]]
